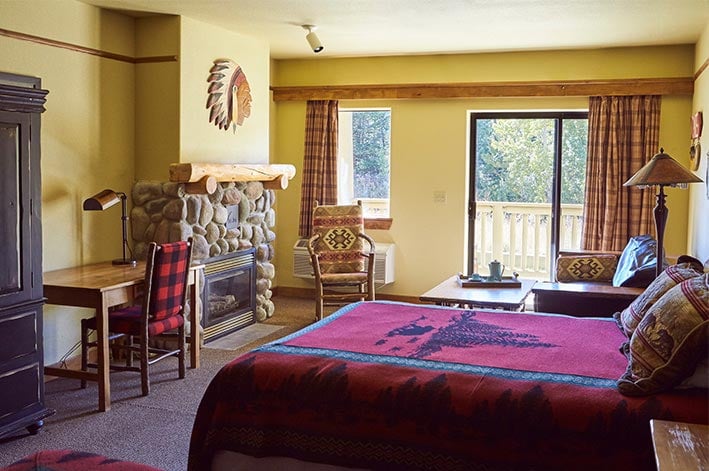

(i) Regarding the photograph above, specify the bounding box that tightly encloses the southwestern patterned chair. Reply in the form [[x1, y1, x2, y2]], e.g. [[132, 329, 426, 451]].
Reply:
[[307, 201, 376, 321], [80, 237, 194, 396]]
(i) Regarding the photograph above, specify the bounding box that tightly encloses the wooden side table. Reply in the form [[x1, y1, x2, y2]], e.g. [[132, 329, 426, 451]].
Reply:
[[419, 276, 536, 311], [650, 419, 708, 470], [532, 282, 643, 317]]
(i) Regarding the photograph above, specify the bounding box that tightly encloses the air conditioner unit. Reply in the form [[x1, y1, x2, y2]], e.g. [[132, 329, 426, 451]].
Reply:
[[293, 239, 395, 286]]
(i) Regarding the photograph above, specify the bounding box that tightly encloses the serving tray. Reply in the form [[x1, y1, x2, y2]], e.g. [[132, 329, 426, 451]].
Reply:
[[457, 274, 522, 288]]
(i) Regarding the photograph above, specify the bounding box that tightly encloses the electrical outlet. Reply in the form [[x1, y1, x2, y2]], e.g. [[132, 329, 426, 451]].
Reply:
[[433, 190, 447, 203]]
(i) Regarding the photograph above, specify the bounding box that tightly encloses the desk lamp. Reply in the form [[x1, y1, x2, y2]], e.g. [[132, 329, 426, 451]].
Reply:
[[83, 189, 137, 267], [624, 148, 703, 278]]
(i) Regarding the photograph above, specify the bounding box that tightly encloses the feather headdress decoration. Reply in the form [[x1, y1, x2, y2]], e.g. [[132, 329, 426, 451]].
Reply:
[[206, 59, 248, 132]]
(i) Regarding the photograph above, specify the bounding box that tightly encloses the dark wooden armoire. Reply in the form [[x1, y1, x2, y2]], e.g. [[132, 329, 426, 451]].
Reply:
[[0, 71, 54, 438]]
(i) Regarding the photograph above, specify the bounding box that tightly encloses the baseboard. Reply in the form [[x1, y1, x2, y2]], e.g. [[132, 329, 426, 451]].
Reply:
[[272, 286, 420, 304]]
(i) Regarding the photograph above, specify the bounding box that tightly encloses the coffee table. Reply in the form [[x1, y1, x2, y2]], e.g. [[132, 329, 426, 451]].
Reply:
[[419, 275, 537, 311]]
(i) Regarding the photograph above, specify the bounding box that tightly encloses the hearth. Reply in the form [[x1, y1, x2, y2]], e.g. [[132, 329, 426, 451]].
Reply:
[[201, 249, 256, 342]]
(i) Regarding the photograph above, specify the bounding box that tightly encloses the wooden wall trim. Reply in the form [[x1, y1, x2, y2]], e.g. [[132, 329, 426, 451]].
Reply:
[[0, 27, 177, 64], [271, 77, 693, 101], [695, 57, 709, 81]]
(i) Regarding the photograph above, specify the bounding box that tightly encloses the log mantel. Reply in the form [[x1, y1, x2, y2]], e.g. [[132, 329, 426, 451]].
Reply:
[[169, 163, 296, 193]]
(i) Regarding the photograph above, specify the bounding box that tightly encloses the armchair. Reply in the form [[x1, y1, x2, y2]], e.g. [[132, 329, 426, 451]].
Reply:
[[307, 202, 375, 321]]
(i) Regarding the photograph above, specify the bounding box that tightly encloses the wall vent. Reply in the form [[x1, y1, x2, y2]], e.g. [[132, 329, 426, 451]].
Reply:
[[293, 239, 395, 286]]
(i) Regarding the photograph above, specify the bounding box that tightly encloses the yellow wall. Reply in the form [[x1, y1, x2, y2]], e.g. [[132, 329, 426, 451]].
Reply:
[[0, 0, 272, 363], [135, 15, 180, 181], [0, 0, 136, 362], [179, 17, 270, 165], [272, 46, 695, 297], [690, 22, 709, 262]]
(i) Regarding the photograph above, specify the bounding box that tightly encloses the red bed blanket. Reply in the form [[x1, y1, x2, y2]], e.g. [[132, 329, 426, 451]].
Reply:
[[188, 301, 707, 470]]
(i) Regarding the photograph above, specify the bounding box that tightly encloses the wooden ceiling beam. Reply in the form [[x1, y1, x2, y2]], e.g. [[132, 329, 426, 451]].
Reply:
[[271, 77, 693, 101]]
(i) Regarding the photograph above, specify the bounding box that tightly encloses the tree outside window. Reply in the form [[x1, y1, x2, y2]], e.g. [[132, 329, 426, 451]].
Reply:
[[338, 109, 391, 217]]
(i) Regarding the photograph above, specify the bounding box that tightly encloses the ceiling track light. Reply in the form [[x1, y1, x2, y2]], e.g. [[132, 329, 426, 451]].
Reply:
[[302, 24, 323, 53]]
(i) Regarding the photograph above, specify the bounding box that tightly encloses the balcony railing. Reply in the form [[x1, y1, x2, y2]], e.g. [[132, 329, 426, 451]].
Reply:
[[473, 202, 583, 280]]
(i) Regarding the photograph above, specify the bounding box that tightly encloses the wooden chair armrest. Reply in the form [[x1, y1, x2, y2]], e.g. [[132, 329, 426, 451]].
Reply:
[[358, 233, 376, 255]]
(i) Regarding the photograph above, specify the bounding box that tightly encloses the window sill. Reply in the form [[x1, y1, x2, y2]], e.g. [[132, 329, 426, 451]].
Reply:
[[364, 218, 392, 230]]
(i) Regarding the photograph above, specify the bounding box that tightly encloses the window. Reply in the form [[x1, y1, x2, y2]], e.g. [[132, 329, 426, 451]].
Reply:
[[338, 109, 391, 218], [468, 111, 588, 279]]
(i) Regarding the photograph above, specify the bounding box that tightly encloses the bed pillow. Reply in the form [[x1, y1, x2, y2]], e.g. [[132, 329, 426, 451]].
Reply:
[[613, 262, 703, 338], [617, 273, 709, 396]]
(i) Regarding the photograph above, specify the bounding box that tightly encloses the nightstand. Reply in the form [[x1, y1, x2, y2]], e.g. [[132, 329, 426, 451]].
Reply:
[[650, 419, 708, 470]]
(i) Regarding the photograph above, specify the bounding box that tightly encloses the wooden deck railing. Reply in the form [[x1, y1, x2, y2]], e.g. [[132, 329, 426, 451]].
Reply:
[[473, 202, 583, 280]]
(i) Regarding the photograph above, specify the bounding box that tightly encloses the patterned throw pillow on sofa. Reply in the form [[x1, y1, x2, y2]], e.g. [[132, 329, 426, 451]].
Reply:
[[613, 263, 703, 338], [617, 273, 709, 396], [556, 254, 618, 283]]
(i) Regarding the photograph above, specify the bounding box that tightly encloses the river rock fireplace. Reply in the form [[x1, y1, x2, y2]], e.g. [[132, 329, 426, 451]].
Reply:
[[129, 163, 294, 342]]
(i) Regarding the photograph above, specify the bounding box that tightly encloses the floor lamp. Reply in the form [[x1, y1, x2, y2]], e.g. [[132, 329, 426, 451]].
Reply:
[[624, 148, 703, 278], [83, 189, 137, 267]]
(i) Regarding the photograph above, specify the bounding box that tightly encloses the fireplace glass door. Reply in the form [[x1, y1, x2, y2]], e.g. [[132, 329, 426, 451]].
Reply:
[[202, 249, 255, 341]]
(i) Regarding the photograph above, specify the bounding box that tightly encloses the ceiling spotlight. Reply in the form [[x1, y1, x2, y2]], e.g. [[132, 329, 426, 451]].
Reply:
[[302, 25, 323, 53]]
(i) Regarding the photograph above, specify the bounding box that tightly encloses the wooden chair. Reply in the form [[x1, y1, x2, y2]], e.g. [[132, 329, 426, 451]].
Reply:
[[80, 237, 194, 396], [307, 202, 375, 321]]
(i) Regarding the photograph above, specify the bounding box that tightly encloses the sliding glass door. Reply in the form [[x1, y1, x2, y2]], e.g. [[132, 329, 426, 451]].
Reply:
[[468, 112, 588, 280]]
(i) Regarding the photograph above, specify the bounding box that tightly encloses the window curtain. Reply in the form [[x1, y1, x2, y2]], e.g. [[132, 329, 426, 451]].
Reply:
[[298, 100, 339, 237], [581, 95, 659, 251]]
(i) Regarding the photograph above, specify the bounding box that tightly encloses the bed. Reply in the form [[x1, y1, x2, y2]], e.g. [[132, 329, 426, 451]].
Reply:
[[188, 301, 707, 470]]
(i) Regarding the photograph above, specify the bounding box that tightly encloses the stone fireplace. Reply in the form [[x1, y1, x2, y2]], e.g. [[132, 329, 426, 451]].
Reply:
[[129, 178, 278, 339]]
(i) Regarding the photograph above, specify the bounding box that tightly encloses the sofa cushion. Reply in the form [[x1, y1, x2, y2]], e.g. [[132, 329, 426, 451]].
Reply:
[[611, 234, 660, 288], [613, 262, 703, 338], [556, 254, 618, 283], [617, 273, 709, 396]]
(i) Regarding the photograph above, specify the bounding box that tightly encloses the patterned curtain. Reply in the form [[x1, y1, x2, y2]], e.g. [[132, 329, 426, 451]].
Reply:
[[581, 95, 659, 251], [298, 100, 339, 237]]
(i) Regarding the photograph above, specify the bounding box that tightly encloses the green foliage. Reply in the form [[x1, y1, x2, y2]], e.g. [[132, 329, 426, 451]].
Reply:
[[475, 118, 587, 204], [352, 111, 390, 199]]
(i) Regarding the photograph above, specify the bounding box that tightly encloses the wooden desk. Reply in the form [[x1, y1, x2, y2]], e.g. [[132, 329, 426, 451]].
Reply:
[[43, 261, 203, 412], [651, 420, 708, 470], [420, 276, 537, 311]]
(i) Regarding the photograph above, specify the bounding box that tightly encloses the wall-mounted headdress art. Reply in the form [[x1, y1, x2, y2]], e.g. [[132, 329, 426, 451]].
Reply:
[[206, 59, 252, 132]]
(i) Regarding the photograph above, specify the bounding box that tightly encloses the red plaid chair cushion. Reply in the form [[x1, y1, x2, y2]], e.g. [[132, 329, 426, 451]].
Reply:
[[84, 305, 185, 336], [148, 240, 190, 321]]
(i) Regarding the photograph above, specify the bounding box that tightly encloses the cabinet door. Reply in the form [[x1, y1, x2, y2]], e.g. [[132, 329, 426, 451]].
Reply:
[[0, 111, 32, 309]]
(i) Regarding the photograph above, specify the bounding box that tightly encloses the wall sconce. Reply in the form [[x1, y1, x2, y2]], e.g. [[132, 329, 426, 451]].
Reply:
[[624, 148, 703, 278], [302, 25, 323, 53], [83, 189, 137, 267]]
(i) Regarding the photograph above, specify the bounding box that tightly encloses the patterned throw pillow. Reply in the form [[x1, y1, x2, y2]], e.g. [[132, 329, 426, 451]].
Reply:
[[613, 263, 703, 338], [311, 204, 365, 274], [617, 274, 709, 396], [556, 254, 618, 283]]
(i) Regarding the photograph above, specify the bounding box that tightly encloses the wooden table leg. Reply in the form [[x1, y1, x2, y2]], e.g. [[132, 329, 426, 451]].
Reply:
[[97, 297, 111, 412], [189, 273, 201, 369]]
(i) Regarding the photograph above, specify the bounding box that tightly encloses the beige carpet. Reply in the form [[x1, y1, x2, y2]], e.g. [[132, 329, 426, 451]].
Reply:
[[0, 295, 319, 471]]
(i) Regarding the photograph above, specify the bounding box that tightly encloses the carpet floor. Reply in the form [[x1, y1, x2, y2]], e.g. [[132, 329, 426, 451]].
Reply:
[[0, 296, 321, 471]]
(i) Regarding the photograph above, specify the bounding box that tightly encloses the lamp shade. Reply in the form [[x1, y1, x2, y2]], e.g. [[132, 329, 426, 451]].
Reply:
[[623, 148, 703, 187], [83, 189, 122, 211]]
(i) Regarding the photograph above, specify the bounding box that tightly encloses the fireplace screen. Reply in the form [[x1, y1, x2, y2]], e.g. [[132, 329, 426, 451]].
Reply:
[[202, 249, 255, 342]]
